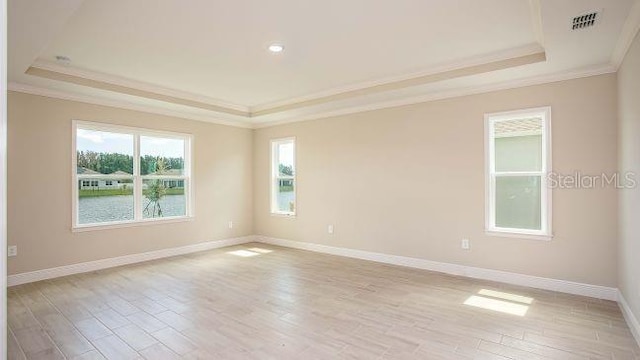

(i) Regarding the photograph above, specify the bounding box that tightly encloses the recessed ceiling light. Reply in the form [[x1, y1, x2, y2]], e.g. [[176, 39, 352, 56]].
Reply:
[[268, 44, 284, 53], [55, 55, 71, 65]]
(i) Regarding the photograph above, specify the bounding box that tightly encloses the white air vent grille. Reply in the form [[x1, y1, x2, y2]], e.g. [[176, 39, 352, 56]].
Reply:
[[572, 12, 599, 30]]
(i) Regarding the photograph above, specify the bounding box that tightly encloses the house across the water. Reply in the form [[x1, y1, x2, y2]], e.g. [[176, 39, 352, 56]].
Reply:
[[145, 169, 185, 189], [77, 167, 131, 190], [77, 167, 185, 190]]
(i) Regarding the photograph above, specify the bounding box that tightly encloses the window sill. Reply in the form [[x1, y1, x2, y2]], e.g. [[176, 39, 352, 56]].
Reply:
[[485, 230, 553, 241], [270, 212, 296, 219], [72, 216, 194, 232]]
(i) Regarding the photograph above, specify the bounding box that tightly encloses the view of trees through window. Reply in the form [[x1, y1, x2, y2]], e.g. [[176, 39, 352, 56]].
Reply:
[[76, 151, 184, 176], [75, 126, 189, 226]]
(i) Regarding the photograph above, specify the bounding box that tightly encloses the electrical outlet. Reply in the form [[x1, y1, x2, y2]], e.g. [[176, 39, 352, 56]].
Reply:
[[328, 225, 334, 234], [228, 221, 233, 229], [461, 239, 470, 250], [8, 245, 17, 257]]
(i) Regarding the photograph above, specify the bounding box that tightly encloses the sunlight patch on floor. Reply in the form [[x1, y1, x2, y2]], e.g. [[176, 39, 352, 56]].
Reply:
[[464, 295, 529, 316], [227, 250, 261, 257], [248, 247, 273, 254], [478, 289, 534, 304], [464, 289, 534, 316]]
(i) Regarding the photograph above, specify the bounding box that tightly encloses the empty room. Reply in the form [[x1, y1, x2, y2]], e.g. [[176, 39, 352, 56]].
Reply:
[[1, 0, 640, 359]]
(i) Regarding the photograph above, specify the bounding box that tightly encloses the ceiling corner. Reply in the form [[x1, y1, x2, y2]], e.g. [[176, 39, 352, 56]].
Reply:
[[611, 0, 640, 69], [8, 0, 85, 76]]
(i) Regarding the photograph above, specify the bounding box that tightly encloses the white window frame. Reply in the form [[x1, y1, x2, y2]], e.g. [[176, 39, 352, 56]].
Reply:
[[485, 107, 552, 240], [72, 120, 194, 231], [271, 137, 296, 217]]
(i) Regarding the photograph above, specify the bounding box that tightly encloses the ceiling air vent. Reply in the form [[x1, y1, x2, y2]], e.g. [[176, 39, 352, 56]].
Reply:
[[572, 11, 599, 30]]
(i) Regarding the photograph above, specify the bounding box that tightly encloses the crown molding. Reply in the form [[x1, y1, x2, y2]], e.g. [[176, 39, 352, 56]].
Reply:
[[28, 59, 250, 116], [250, 44, 546, 116], [253, 63, 617, 129], [28, 45, 546, 120], [12, 63, 616, 130], [611, 0, 640, 69], [7, 82, 254, 129]]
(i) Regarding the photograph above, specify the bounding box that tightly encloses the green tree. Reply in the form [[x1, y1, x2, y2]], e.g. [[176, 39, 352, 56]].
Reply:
[[78, 150, 182, 177], [77, 151, 133, 174], [140, 155, 183, 175], [143, 158, 167, 217], [279, 164, 293, 176]]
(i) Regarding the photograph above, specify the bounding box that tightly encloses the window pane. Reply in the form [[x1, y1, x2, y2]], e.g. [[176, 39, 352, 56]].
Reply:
[[78, 178, 134, 224], [495, 176, 541, 230], [76, 129, 133, 175], [276, 179, 295, 213], [140, 136, 185, 176], [494, 118, 542, 172], [142, 179, 186, 218], [278, 142, 295, 177]]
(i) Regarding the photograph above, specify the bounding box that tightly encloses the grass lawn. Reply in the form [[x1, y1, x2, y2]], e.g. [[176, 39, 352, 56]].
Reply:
[[79, 189, 133, 197], [80, 188, 185, 198], [143, 188, 185, 196]]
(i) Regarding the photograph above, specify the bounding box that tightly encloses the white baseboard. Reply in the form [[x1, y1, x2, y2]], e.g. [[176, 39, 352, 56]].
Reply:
[[618, 291, 640, 348], [257, 236, 619, 301], [7, 233, 620, 302], [8, 235, 256, 286], [7, 234, 632, 344]]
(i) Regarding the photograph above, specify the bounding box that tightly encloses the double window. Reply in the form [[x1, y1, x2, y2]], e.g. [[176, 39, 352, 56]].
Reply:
[[485, 107, 552, 239], [73, 121, 192, 229], [271, 138, 296, 216]]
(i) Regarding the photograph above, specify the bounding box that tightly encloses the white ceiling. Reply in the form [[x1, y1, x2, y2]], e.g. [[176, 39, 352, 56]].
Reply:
[[8, 0, 640, 128]]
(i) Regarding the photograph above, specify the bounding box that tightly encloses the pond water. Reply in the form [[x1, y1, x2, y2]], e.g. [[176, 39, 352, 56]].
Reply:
[[79, 191, 293, 225], [78, 195, 186, 224], [277, 191, 295, 212]]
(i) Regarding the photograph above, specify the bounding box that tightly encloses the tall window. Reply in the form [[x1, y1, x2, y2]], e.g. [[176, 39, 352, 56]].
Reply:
[[485, 107, 551, 239], [271, 138, 296, 216], [73, 121, 192, 229]]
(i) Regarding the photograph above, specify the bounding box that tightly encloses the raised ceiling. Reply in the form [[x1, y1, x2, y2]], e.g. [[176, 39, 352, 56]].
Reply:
[[8, 0, 640, 128]]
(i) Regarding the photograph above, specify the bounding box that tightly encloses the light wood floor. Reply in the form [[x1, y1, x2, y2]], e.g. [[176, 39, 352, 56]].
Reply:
[[7, 243, 640, 359]]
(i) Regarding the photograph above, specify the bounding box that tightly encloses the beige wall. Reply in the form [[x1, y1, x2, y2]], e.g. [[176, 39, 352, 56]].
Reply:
[[7, 92, 253, 274], [7, 73, 621, 289], [254, 74, 619, 287], [618, 31, 640, 321]]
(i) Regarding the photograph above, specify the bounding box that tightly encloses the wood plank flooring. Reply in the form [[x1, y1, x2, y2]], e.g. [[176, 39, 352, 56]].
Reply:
[[7, 243, 640, 359]]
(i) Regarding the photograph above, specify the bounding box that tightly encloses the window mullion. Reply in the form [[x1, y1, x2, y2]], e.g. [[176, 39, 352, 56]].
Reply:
[[183, 138, 189, 216], [489, 173, 496, 229], [134, 133, 142, 221], [494, 171, 544, 177]]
